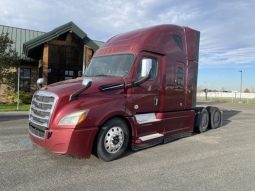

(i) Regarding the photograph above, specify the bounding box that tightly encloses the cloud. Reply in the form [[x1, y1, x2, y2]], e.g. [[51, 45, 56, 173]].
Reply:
[[0, 0, 254, 69]]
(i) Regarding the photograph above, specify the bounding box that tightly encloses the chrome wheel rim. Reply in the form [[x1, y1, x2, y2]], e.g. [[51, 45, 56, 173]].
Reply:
[[104, 126, 124, 154]]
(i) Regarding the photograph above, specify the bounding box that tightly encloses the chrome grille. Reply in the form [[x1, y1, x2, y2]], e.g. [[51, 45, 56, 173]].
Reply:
[[29, 124, 46, 138], [29, 91, 58, 138]]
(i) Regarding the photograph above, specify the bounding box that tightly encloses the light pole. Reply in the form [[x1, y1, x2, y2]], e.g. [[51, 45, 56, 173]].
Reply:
[[239, 70, 242, 102]]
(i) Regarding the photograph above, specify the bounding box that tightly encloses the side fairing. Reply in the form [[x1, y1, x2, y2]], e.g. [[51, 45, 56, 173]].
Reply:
[[184, 27, 200, 108]]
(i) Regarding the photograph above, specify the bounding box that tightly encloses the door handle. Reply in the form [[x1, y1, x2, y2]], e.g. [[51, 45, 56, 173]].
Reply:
[[154, 97, 159, 106]]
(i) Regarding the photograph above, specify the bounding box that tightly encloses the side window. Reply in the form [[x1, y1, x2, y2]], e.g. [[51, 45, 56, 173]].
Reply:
[[137, 57, 157, 80], [176, 66, 184, 87], [173, 34, 184, 50]]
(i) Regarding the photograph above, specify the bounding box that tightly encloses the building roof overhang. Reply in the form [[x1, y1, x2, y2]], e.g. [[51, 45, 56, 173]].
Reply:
[[23, 21, 99, 59]]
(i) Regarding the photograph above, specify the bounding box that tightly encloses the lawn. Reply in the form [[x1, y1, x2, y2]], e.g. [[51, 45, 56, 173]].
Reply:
[[0, 104, 30, 112]]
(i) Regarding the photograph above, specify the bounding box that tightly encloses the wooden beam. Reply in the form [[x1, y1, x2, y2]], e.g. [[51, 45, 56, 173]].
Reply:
[[42, 44, 49, 85]]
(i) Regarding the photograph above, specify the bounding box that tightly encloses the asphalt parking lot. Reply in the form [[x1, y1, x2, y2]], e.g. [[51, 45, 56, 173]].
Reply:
[[0, 103, 255, 191]]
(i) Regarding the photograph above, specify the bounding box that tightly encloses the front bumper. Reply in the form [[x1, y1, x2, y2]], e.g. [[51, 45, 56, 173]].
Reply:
[[29, 126, 98, 158]]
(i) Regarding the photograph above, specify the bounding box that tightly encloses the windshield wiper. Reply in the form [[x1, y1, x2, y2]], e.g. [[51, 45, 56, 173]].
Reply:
[[85, 74, 115, 77]]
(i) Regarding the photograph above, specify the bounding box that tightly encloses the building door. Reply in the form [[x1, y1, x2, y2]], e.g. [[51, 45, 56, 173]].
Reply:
[[47, 45, 83, 84]]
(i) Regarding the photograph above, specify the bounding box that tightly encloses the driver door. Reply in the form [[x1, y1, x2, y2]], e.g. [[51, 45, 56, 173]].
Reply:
[[130, 53, 161, 114]]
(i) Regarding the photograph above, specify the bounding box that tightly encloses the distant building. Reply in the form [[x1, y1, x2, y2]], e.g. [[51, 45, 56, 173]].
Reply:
[[0, 22, 103, 102]]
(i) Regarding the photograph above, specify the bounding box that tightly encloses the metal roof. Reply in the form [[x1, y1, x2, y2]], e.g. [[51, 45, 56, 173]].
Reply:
[[23, 22, 101, 59], [1, 22, 103, 60], [0, 25, 45, 58]]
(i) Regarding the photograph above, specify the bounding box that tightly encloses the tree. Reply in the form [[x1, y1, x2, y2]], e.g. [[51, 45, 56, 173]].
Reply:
[[0, 33, 19, 90], [244, 88, 250, 93]]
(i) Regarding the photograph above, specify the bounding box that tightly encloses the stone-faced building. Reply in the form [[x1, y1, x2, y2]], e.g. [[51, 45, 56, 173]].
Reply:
[[0, 22, 103, 102]]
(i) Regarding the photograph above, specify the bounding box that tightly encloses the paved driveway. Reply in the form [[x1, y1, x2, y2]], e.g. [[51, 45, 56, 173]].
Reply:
[[0, 104, 255, 191]]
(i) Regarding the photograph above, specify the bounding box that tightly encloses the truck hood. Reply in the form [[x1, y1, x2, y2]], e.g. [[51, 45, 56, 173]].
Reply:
[[41, 77, 125, 98]]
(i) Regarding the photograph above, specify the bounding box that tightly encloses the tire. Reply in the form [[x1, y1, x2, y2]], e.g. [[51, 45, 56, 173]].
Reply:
[[207, 107, 222, 129], [96, 118, 130, 161], [195, 108, 209, 133]]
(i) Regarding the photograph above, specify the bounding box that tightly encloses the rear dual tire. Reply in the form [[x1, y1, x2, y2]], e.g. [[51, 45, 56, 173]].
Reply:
[[195, 107, 222, 133], [207, 106, 222, 129], [196, 108, 209, 133]]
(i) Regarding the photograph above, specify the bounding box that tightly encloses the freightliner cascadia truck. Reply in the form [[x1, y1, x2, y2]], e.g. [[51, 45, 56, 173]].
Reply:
[[29, 25, 222, 161]]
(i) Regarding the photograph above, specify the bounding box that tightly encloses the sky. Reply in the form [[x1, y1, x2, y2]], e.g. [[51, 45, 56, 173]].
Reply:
[[0, 0, 254, 92]]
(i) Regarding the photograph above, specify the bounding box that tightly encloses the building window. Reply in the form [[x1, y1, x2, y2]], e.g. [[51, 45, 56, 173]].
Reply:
[[20, 68, 31, 92], [65, 70, 74, 80], [78, 70, 83, 77]]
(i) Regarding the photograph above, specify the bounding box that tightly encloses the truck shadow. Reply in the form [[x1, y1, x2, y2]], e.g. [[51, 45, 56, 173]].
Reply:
[[221, 109, 241, 126]]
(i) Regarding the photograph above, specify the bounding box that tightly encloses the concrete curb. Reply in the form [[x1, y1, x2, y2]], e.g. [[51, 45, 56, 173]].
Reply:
[[0, 111, 29, 116]]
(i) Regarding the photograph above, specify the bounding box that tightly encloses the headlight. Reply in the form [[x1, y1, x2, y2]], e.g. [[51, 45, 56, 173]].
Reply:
[[58, 110, 89, 126]]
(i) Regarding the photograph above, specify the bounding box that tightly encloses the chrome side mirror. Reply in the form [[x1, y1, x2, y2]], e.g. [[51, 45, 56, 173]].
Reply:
[[140, 58, 152, 78], [132, 58, 153, 87], [36, 78, 44, 89]]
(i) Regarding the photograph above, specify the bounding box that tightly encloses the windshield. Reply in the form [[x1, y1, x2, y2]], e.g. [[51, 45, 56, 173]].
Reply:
[[85, 54, 134, 77]]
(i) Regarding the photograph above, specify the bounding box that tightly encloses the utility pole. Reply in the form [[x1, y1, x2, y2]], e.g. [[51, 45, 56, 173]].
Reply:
[[239, 70, 243, 102]]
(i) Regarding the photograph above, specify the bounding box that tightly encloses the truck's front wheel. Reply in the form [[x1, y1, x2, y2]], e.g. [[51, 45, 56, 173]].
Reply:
[[96, 118, 129, 161]]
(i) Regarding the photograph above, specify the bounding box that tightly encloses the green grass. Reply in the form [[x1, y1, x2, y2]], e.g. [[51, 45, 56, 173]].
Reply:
[[0, 104, 30, 112]]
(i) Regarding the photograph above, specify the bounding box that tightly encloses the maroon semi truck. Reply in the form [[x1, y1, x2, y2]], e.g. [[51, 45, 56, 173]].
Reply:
[[28, 25, 222, 161]]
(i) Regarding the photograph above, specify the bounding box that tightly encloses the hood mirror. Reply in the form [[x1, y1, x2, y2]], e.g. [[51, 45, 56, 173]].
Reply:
[[82, 78, 92, 87], [70, 78, 92, 101], [36, 78, 44, 89]]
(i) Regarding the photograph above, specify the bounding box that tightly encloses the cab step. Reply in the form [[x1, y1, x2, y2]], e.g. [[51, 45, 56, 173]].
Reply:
[[139, 133, 163, 141], [132, 133, 164, 151]]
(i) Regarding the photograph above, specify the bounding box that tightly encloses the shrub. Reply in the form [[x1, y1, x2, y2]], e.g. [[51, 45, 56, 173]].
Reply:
[[6, 90, 32, 104], [19, 91, 33, 104], [6, 91, 17, 104]]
